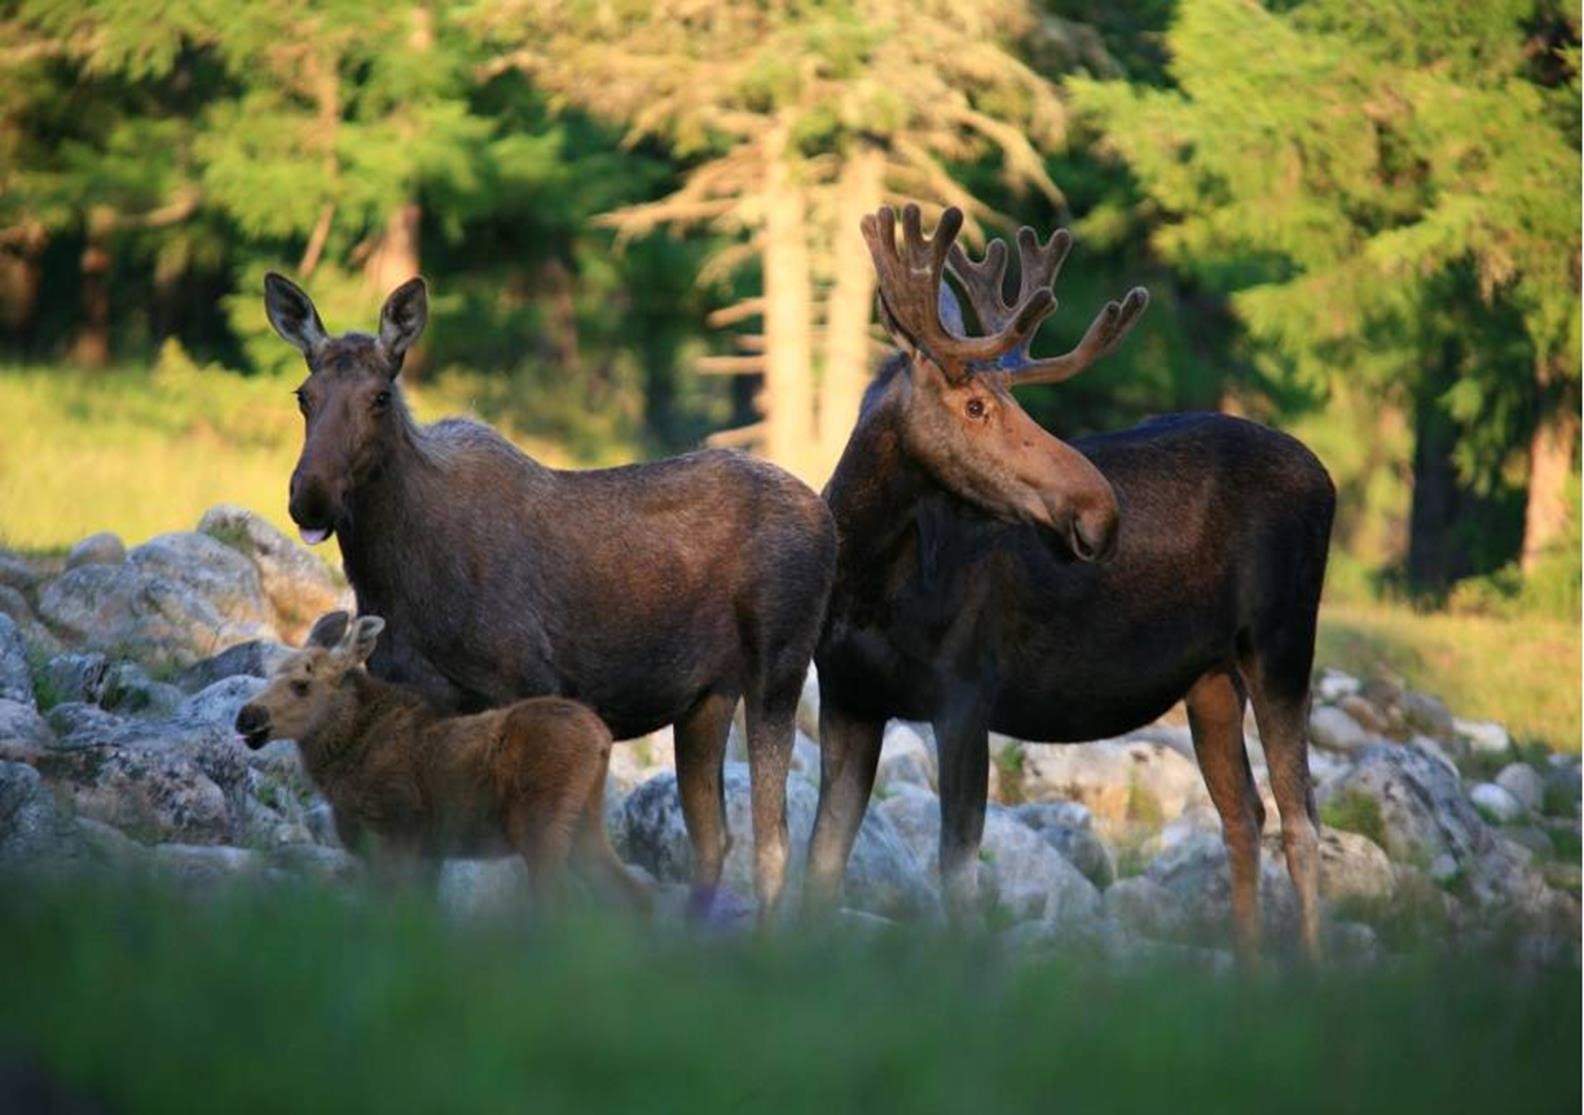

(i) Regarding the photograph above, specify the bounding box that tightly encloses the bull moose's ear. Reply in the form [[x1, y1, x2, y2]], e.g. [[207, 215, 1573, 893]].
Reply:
[[343, 616, 385, 664], [264, 272, 329, 358], [305, 611, 351, 649], [376, 277, 427, 373]]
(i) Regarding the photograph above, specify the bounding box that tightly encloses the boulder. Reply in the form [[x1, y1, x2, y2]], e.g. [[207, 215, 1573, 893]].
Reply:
[[0, 760, 84, 871], [24, 743, 233, 845], [1453, 718, 1510, 756], [1311, 827, 1396, 906], [0, 699, 51, 747], [198, 505, 351, 641], [1103, 875, 1185, 942], [1399, 691, 1455, 740], [65, 531, 125, 570], [877, 786, 1101, 930], [0, 552, 40, 593], [1308, 704, 1372, 753], [268, 843, 361, 884], [1011, 800, 1115, 887], [175, 675, 267, 731], [1143, 830, 1299, 943], [37, 652, 109, 707], [438, 859, 533, 919], [152, 843, 264, 889], [97, 661, 183, 716], [1469, 782, 1525, 825], [0, 614, 32, 706], [1019, 739, 1209, 834], [128, 532, 273, 631], [1494, 763, 1545, 815], [1337, 695, 1389, 736], [875, 721, 936, 791], [176, 640, 295, 692], [0, 585, 62, 658], [1542, 758, 1580, 818], [1314, 668, 1362, 704], [1318, 741, 1494, 869], [615, 763, 934, 918]]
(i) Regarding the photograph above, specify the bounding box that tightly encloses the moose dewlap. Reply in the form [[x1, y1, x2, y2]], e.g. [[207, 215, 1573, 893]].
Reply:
[[234, 611, 640, 904]]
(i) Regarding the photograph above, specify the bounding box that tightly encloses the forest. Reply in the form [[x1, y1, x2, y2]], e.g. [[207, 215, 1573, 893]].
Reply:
[[1, 0, 1578, 613]]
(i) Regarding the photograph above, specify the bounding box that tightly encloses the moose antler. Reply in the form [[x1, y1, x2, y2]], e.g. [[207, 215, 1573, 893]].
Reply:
[[860, 204, 1055, 381], [946, 226, 1149, 385]]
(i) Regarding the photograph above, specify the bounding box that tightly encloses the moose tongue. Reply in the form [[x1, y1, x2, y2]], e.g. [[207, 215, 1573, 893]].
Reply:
[[299, 527, 331, 546]]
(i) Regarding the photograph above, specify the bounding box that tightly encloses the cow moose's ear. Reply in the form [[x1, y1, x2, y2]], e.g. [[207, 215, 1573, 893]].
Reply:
[[344, 616, 385, 664], [264, 272, 329, 358], [376, 277, 427, 373], [305, 611, 351, 649]]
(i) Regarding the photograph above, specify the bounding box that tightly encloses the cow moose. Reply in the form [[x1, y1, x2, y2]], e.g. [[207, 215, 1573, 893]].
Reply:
[[262, 274, 836, 918], [805, 205, 1335, 961]]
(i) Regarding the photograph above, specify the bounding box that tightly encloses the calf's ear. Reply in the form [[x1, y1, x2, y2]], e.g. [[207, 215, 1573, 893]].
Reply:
[[264, 272, 329, 358], [306, 611, 351, 649], [377, 277, 427, 372], [344, 615, 385, 664]]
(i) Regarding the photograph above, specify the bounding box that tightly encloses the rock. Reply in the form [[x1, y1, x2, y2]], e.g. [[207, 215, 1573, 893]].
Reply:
[[1408, 734, 1460, 777], [75, 816, 152, 871], [1495, 763, 1545, 814], [98, 661, 182, 716], [1318, 742, 1493, 869], [24, 743, 233, 844], [1011, 800, 1115, 887], [269, 843, 361, 883], [1502, 825, 1554, 859], [176, 640, 294, 692], [1325, 920, 1380, 963], [0, 552, 40, 593], [1338, 695, 1388, 736], [1315, 668, 1362, 704], [795, 664, 820, 740], [0, 760, 84, 870], [176, 675, 267, 731], [877, 786, 1101, 930], [875, 721, 935, 791], [1400, 691, 1454, 740], [606, 727, 675, 797], [37, 652, 109, 707], [128, 532, 273, 631], [1144, 830, 1299, 943], [1019, 739, 1209, 834], [438, 859, 532, 919], [35, 561, 267, 669], [1104, 875, 1185, 941], [1308, 705, 1372, 754], [152, 843, 263, 888], [65, 531, 125, 569], [1469, 782, 1525, 825], [0, 585, 62, 658], [43, 702, 124, 747], [1542, 759, 1580, 817], [615, 763, 934, 918], [198, 505, 350, 641], [0, 699, 51, 747], [1311, 827, 1396, 906], [0, 614, 32, 707], [1453, 717, 1510, 756]]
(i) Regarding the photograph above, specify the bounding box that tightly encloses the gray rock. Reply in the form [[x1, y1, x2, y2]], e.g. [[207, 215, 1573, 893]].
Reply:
[[877, 786, 1101, 930], [1308, 704, 1372, 753], [1502, 825, 1554, 859], [269, 843, 361, 883], [1542, 760, 1580, 817], [0, 552, 40, 593], [176, 675, 267, 731], [1453, 717, 1511, 756], [438, 859, 533, 919], [1103, 875, 1185, 942], [1019, 739, 1209, 834], [0, 759, 84, 870], [1325, 920, 1380, 963], [615, 763, 934, 918], [0, 584, 62, 658], [75, 815, 152, 871], [37, 652, 109, 707], [1318, 742, 1493, 869], [0, 614, 32, 706], [0, 698, 51, 747], [1144, 830, 1299, 943], [1011, 800, 1115, 887], [1311, 827, 1396, 906], [198, 505, 350, 642], [44, 702, 125, 747], [875, 721, 935, 791], [1495, 763, 1545, 814], [128, 531, 273, 630], [1469, 781, 1525, 825], [176, 639, 294, 692], [1400, 691, 1454, 740], [65, 531, 125, 569], [153, 843, 263, 888], [98, 661, 183, 716], [1315, 668, 1362, 704], [24, 742, 233, 844]]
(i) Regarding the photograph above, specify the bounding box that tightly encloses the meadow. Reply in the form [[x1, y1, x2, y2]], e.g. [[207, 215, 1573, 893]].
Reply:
[[2, 363, 1576, 753], [0, 879, 1578, 1115]]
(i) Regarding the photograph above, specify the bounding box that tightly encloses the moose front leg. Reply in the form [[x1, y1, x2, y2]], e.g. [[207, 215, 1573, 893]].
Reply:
[[805, 702, 884, 912], [933, 703, 990, 924]]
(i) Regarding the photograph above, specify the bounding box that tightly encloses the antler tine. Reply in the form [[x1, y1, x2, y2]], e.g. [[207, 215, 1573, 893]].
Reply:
[[1013, 286, 1151, 386], [862, 204, 1054, 375]]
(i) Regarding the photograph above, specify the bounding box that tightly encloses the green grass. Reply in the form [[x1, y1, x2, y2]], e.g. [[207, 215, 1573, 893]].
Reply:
[[0, 880, 1577, 1115], [1318, 601, 1581, 753]]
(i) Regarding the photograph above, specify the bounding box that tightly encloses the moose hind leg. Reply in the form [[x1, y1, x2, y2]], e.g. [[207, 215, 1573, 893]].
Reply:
[[673, 689, 737, 917], [805, 701, 884, 912], [933, 706, 989, 924], [743, 675, 800, 921], [1185, 667, 1265, 964]]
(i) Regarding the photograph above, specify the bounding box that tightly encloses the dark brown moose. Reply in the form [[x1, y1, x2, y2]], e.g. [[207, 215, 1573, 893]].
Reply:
[[806, 205, 1335, 962], [235, 611, 641, 903], [262, 274, 836, 918]]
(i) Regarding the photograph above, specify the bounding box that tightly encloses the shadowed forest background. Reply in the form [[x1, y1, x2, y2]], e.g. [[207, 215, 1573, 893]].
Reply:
[[1, 1, 1579, 742]]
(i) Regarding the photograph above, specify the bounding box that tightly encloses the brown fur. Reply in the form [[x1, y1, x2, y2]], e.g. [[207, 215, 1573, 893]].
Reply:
[[235, 612, 643, 906]]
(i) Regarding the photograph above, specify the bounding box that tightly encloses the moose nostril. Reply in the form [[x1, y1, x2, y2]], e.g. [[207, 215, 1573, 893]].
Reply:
[[235, 705, 268, 735]]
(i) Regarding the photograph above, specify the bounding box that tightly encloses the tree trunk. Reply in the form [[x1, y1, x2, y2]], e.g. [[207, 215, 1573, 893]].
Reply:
[[814, 144, 885, 482], [68, 207, 116, 368], [1405, 346, 1473, 593], [362, 201, 423, 374], [0, 222, 46, 342], [1521, 393, 1579, 573], [760, 119, 815, 478]]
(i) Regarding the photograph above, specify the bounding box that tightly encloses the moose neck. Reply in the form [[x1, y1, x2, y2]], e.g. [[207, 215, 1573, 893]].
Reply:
[[294, 670, 426, 785], [333, 399, 446, 595]]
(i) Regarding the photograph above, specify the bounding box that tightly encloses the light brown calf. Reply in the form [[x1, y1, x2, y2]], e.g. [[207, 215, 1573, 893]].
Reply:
[[235, 611, 643, 907]]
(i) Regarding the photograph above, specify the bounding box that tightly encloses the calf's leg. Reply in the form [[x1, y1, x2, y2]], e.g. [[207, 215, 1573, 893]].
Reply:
[[673, 689, 737, 916], [742, 673, 800, 921], [573, 737, 651, 912]]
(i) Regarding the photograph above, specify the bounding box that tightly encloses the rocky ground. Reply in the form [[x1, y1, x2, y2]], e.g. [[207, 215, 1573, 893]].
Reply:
[[1, 507, 1579, 965]]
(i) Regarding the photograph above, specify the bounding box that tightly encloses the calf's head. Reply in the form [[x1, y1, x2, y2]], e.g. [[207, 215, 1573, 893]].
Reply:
[[862, 205, 1147, 561], [263, 274, 428, 545], [234, 611, 385, 749]]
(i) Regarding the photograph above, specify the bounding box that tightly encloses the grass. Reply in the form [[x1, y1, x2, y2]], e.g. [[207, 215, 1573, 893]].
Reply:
[[1317, 601, 1581, 754], [0, 879, 1577, 1115]]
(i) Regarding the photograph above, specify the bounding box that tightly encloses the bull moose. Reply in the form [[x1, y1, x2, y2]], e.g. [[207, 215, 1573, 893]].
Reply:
[[805, 206, 1335, 961], [262, 274, 835, 918]]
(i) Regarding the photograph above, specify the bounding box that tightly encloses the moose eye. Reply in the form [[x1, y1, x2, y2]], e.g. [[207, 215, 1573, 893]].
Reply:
[[290, 680, 310, 698], [372, 390, 391, 410], [965, 398, 986, 419]]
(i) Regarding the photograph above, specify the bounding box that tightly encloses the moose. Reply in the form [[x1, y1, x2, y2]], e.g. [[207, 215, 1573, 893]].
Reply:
[[805, 206, 1335, 961], [235, 611, 642, 903], [262, 274, 836, 918]]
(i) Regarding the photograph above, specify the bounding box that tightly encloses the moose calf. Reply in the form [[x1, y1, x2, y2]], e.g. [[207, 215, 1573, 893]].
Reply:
[[235, 611, 641, 905]]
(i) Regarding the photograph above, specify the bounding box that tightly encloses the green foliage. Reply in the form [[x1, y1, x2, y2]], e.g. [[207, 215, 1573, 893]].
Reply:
[[1320, 790, 1388, 850], [0, 879, 1578, 1114]]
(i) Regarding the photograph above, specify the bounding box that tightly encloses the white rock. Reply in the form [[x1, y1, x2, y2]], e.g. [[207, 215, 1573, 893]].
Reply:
[[1315, 669, 1362, 704], [1308, 705, 1372, 753], [1454, 717, 1511, 755], [1469, 781, 1525, 825], [1019, 739, 1209, 835], [875, 721, 935, 791], [1495, 763, 1545, 814]]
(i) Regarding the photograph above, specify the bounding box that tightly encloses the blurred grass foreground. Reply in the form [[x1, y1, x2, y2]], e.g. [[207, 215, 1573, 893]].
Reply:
[[0, 880, 1578, 1115]]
